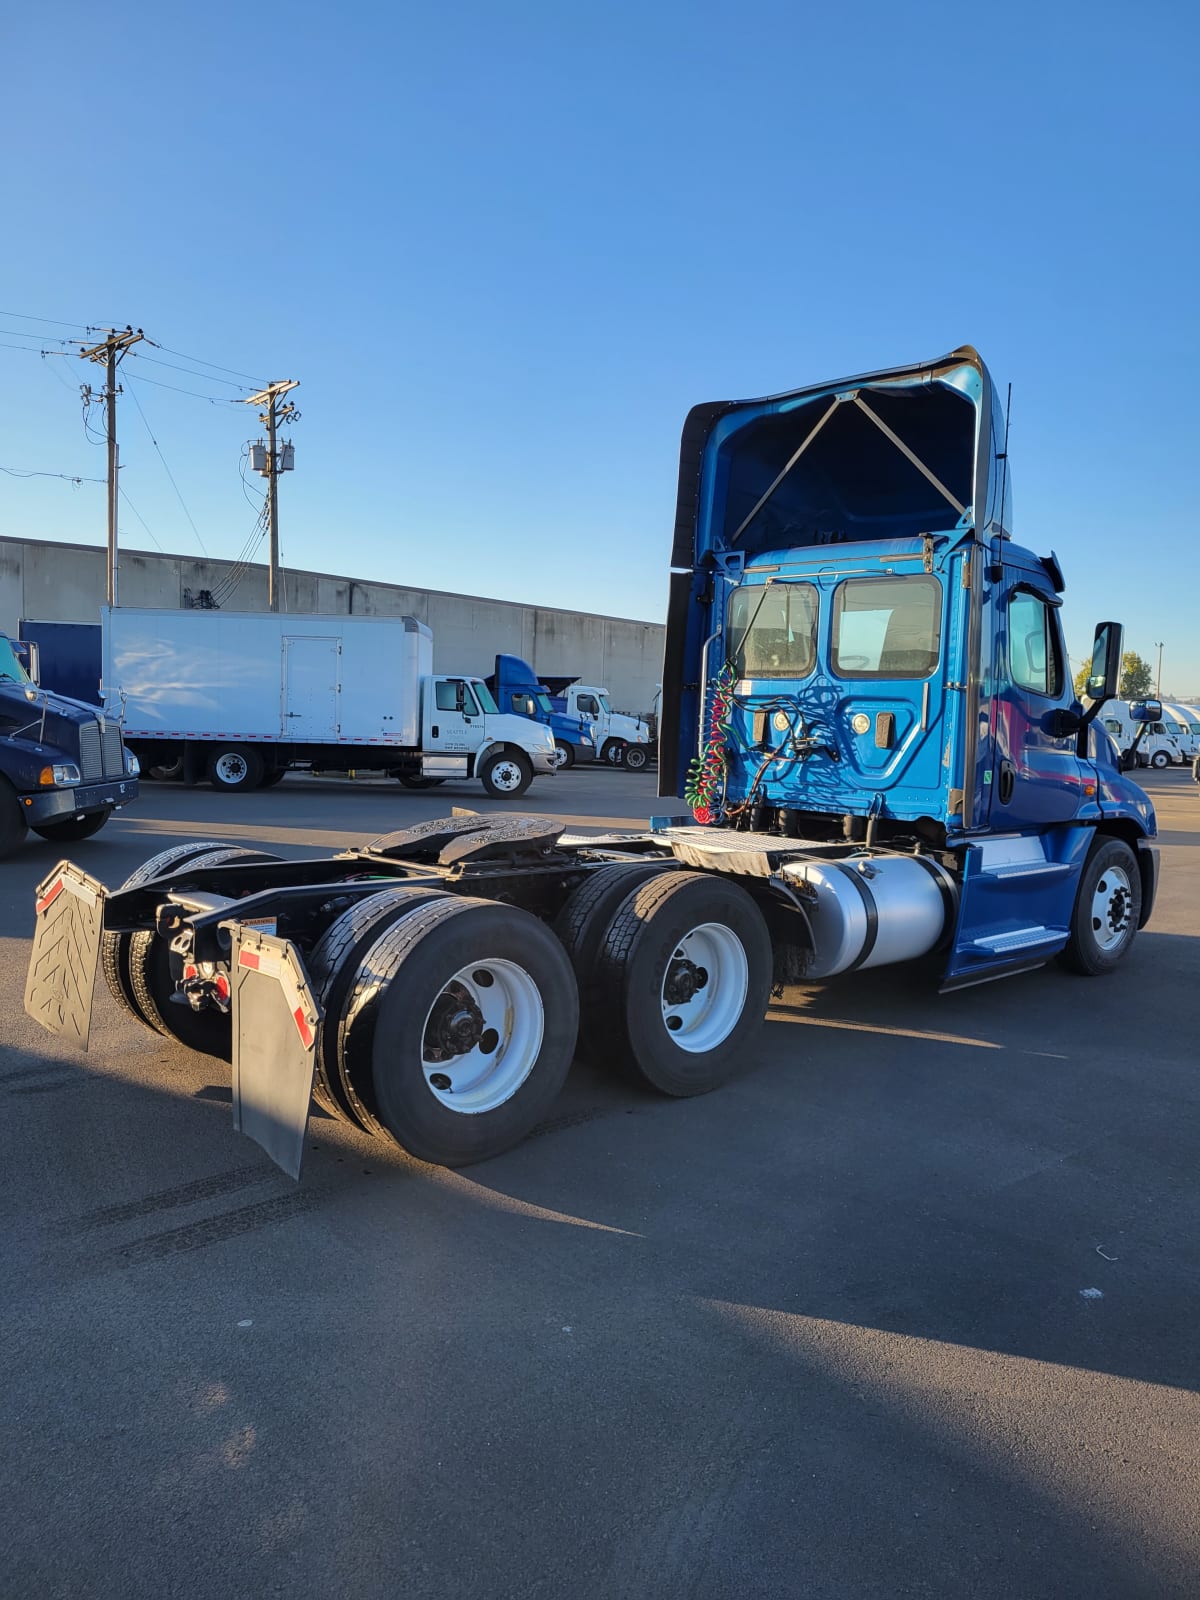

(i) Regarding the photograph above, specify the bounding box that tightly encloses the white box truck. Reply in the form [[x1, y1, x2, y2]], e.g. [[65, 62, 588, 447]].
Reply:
[[1099, 701, 1184, 769], [101, 606, 557, 797]]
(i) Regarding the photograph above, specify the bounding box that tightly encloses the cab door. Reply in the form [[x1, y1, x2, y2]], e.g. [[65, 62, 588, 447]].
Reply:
[[424, 678, 483, 754], [990, 579, 1092, 827]]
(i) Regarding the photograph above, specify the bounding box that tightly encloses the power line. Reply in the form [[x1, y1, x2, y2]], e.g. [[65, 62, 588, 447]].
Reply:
[[0, 464, 105, 484], [124, 381, 210, 557], [128, 349, 256, 389], [145, 340, 267, 386], [124, 368, 245, 405], [117, 486, 165, 553], [0, 309, 110, 332]]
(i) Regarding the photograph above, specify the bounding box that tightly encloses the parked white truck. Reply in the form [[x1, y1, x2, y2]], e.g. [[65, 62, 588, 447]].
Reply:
[[102, 607, 556, 797], [1099, 701, 1185, 769], [552, 683, 652, 769], [1160, 703, 1200, 759]]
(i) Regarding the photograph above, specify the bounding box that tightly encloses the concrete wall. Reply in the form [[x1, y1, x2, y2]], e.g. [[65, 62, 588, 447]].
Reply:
[[0, 537, 665, 715]]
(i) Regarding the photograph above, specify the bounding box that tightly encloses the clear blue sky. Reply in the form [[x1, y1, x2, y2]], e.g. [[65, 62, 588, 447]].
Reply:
[[2, 1, 1197, 690]]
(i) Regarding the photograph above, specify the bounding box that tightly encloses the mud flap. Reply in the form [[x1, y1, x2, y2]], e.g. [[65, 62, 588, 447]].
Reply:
[[229, 926, 322, 1180], [24, 862, 106, 1049]]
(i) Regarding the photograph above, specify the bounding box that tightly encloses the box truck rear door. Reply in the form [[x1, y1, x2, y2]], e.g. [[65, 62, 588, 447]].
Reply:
[[283, 636, 339, 738]]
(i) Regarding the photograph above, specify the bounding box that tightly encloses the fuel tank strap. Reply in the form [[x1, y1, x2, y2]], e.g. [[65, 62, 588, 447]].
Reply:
[[910, 853, 959, 944], [833, 863, 879, 971]]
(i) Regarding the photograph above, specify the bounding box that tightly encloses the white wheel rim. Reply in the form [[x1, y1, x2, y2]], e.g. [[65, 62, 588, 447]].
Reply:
[[548, 746, 568, 770], [1091, 864, 1133, 953], [491, 760, 523, 792], [215, 753, 247, 783], [660, 922, 749, 1053], [420, 959, 544, 1112], [626, 748, 646, 769]]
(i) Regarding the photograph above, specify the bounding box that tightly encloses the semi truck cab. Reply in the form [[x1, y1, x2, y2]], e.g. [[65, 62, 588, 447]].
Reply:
[[552, 683, 651, 769], [660, 344, 1158, 989], [0, 633, 139, 857], [487, 655, 595, 768]]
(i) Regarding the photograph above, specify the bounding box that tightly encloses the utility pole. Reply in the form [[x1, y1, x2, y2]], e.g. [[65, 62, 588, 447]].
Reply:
[[244, 381, 299, 611], [79, 326, 144, 606], [1155, 641, 1164, 697]]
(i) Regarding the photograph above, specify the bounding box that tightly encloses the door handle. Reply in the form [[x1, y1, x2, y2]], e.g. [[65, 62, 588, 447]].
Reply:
[[997, 758, 1015, 804]]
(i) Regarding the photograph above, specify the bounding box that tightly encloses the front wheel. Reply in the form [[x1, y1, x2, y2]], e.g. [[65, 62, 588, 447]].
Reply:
[[0, 776, 28, 858], [207, 746, 264, 791], [479, 749, 532, 798], [550, 740, 575, 771], [602, 740, 627, 767], [623, 744, 649, 772], [338, 898, 578, 1166], [397, 775, 446, 790], [1150, 750, 1171, 770], [31, 811, 110, 843], [591, 871, 773, 1096], [1057, 837, 1142, 976]]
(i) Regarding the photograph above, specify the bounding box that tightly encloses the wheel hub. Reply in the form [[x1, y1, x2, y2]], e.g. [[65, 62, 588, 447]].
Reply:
[[663, 954, 709, 1006], [425, 984, 484, 1060]]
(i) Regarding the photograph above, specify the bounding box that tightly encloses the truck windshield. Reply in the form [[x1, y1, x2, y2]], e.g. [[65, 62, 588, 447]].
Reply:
[[597, 693, 612, 714], [472, 680, 499, 714], [728, 583, 817, 679], [536, 692, 553, 715], [832, 575, 941, 679], [0, 637, 30, 685]]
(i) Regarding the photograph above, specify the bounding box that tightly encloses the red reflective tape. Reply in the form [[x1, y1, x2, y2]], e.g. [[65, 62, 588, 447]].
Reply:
[[292, 1007, 314, 1049], [36, 879, 65, 914], [238, 949, 260, 970]]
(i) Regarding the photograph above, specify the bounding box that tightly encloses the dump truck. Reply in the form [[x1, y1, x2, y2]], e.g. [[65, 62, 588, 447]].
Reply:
[[25, 346, 1158, 1177]]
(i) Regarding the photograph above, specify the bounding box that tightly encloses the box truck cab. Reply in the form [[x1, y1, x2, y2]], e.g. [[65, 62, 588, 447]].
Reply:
[[1099, 702, 1184, 768], [0, 632, 138, 857], [550, 683, 652, 770]]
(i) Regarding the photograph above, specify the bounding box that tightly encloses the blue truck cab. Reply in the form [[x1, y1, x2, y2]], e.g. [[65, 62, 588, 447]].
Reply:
[[658, 345, 1157, 988], [0, 632, 139, 857], [487, 654, 595, 769]]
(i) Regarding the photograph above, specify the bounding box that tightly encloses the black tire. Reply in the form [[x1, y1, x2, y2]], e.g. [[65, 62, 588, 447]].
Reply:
[[31, 810, 110, 843], [552, 740, 576, 771], [553, 861, 676, 1063], [146, 758, 184, 782], [623, 744, 649, 772], [1150, 750, 1171, 770], [479, 748, 532, 799], [100, 840, 233, 1028], [305, 885, 450, 1125], [207, 746, 265, 791], [592, 871, 772, 1096], [339, 898, 578, 1167], [0, 775, 28, 859], [397, 775, 446, 790], [603, 740, 626, 767], [127, 848, 281, 1055], [1057, 836, 1142, 976]]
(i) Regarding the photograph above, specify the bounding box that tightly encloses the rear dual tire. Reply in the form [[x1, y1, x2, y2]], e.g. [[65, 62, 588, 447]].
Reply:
[[558, 868, 772, 1096]]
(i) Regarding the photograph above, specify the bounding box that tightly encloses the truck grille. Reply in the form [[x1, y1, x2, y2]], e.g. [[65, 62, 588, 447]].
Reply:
[[78, 718, 125, 781]]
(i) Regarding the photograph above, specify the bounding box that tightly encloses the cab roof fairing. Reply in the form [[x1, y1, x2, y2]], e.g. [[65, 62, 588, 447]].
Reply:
[[670, 346, 1012, 573]]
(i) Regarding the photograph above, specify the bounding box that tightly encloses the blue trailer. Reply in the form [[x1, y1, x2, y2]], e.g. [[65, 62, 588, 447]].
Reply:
[[23, 346, 1158, 1177]]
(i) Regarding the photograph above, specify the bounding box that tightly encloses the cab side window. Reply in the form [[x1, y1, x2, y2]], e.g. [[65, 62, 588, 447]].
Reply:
[[577, 694, 599, 716], [511, 692, 536, 717], [435, 679, 478, 714], [1008, 591, 1062, 697]]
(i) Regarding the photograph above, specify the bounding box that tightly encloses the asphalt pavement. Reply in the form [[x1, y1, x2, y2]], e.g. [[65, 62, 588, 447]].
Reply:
[[2, 764, 1197, 1599]]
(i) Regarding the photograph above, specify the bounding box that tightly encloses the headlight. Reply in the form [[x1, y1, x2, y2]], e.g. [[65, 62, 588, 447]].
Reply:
[[124, 748, 140, 776], [39, 763, 82, 786], [581, 733, 593, 745]]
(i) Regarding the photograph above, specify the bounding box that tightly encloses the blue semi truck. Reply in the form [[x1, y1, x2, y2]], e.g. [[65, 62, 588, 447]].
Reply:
[[486, 654, 596, 768], [25, 345, 1158, 1178], [0, 633, 138, 857]]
